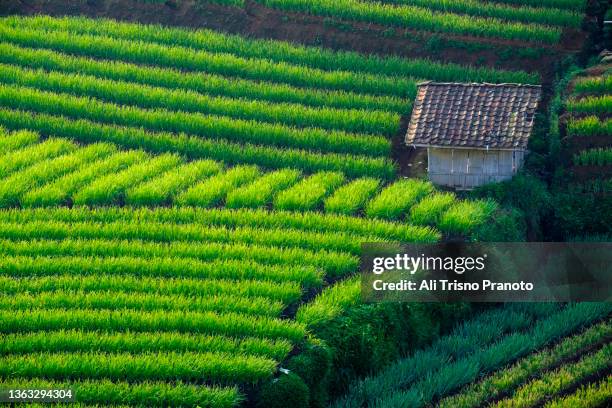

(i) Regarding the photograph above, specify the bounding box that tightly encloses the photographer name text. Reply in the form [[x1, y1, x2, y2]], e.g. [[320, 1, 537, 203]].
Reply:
[[372, 279, 534, 292]]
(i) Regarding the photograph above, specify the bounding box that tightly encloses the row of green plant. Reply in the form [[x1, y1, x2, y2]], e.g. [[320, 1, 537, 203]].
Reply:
[[2, 290, 285, 317], [573, 75, 612, 95], [0, 218, 370, 255], [274, 172, 346, 211], [371, 304, 611, 408], [0, 42, 408, 114], [488, 0, 586, 12], [566, 95, 612, 115], [567, 116, 612, 137], [256, 0, 561, 43], [27, 150, 149, 207], [0, 108, 395, 179], [0, 329, 292, 360], [0, 63, 399, 136], [0, 84, 390, 158], [0, 274, 302, 306], [544, 376, 611, 408], [438, 320, 611, 407], [0, 139, 498, 233], [323, 178, 381, 216], [573, 148, 612, 166], [0, 127, 39, 151], [408, 192, 456, 225], [334, 303, 611, 407], [226, 169, 301, 209], [126, 160, 223, 207], [0, 350, 278, 384], [373, 0, 581, 27], [75, 154, 182, 206], [0, 253, 322, 289], [493, 343, 611, 407], [0, 206, 439, 243], [0, 138, 319, 210], [365, 178, 433, 220], [176, 165, 262, 208], [0, 25, 416, 99], [333, 303, 560, 407], [295, 276, 361, 327], [438, 199, 499, 235], [0, 134, 483, 235], [0, 377, 240, 408], [0, 308, 306, 342], [0, 235, 346, 278], [4, 15, 538, 84], [0, 136, 75, 178], [0, 143, 115, 208]]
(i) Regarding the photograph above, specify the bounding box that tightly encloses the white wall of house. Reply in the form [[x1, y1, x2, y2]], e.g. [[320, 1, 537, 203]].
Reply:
[[427, 147, 525, 189]]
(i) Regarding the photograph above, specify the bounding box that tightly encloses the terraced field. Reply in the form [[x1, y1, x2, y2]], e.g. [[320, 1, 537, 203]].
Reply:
[[0, 196, 443, 406], [0, 15, 515, 407], [188, 0, 586, 45], [0, 130, 496, 231], [0, 15, 537, 183], [550, 61, 611, 238], [0, 11, 606, 408], [334, 303, 612, 407], [567, 70, 612, 171], [254, 0, 582, 44]]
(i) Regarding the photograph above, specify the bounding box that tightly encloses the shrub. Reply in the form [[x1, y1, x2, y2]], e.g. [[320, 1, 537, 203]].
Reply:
[[257, 373, 309, 408]]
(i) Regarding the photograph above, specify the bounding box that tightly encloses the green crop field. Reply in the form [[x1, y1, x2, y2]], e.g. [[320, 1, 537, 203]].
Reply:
[[0, 130, 497, 231], [0, 6, 608, 408], [253, 0, 584, 44]]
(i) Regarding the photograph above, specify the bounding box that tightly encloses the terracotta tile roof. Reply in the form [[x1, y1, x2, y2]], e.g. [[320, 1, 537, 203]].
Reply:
[[405, 82, 542, 150]]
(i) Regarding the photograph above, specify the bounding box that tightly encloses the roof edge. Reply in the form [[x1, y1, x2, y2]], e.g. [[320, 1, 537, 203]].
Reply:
[[407, 143, 528, 151], [416, 81, 542, 88]]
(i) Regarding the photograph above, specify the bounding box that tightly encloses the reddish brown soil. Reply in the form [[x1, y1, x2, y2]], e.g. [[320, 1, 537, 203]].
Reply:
[[570, 165, 612, 181], [565, 135, 611, 151], [566, 62, 612, 94], [0, 0, 583, 86]]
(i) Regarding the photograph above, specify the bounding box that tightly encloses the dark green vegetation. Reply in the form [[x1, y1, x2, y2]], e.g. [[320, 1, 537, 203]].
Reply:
[[549, 62, 612, 239], [334, 303, 611, 407]]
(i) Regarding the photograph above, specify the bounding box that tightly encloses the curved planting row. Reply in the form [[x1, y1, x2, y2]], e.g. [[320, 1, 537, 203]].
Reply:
[[0, 194, 440, 406], [0, 131, 496, 233], [2, 15, 538, 84], [0, 16, 537, 180], [254, 0, 565, 44]]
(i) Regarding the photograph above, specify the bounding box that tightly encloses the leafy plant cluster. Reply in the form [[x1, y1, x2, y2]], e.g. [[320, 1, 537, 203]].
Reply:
[[333, 302, 611, 407]]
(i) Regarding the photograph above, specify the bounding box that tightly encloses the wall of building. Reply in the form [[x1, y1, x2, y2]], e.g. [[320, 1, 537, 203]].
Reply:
[[428, 147, 524, 189]]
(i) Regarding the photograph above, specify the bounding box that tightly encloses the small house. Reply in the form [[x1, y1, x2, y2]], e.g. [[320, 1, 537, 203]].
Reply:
[[405, 82, 542, 189]]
